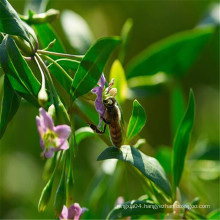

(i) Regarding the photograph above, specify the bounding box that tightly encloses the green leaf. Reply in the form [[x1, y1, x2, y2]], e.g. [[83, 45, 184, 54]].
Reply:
[[107, 200, 164, 220], [61, 10, 94, 54], [172, 90, 195, 190], [109, 60, 128, 104], [118, 18, 133, 63], [75, 127, 95, 145], [127, 72, 169, 88], [97, 145, 172, 197], [70, 37, 121, 102], [127, 27, 214, 78], [48, 58, 79, 78], [34, 23, 65, 53], [0, 0, 31, 43], [0, 76, 20, 138], [48, 59, 78, 93], [126, 100, 146, 141], [170, 85, 185, 137], [155, 146, 172, 175], [0, 36, 40, 105], [207, 209, 220, 219]]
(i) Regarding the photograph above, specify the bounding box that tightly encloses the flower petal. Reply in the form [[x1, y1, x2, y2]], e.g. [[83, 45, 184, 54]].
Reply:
[[60, 205, 69, 220], [59, 140, 69, 150], [39, 108, 54, 131], [54, 125, 71, 139], [100, 73, 106, 88], [68, 203, 83, 220], [36, 116, 44, 137]]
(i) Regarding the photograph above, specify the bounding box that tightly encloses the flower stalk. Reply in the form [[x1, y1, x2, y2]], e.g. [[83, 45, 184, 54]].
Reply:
[[37, 49, 84, 60]]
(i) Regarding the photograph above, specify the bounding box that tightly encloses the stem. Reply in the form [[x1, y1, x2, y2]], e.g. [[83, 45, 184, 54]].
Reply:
[[37, 50, 84, 60], [41, 54, 72, 82], [34, 56, 46, 90]]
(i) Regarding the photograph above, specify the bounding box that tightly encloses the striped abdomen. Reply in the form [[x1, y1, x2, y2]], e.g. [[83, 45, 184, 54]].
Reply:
[[109, 122, 122, 148]]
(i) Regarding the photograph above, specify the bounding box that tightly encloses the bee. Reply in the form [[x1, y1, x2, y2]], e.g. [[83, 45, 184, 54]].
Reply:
[[90, 81, 122, 148]]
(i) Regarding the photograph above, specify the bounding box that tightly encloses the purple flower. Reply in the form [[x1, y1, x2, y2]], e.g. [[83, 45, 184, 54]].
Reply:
[[36, 108, 71, 158], [60, 203, 88, 220], [92, 73, 106, 127]]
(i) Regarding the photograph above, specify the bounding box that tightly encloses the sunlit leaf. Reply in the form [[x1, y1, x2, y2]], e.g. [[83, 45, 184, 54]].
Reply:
[[118, 18, 133, 63], [0, 76, 20, 139], [61, 10, 94, 54], [107, 200, 164, 219], [127, 72, 169, 88], [170, 85, 185, 136], [109, 60, 128, 104], [0, 0, 31, 43], [126, 100, 146, 141], [75, 127, 95, 145], [70, 37, 121, 102], [127, 27, 214, 78], [97, 145, 172, 197], [172, 90, 195, 190], [207, 209, 220, 219]]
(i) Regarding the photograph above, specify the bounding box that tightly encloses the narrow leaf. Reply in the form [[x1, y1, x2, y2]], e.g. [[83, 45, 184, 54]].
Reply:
[[75, 127, 95, 145], [48, 59, 76, 93], [0, 36, 40, 105], [127, 72, 168, 88], [97, 145, 172, 197], [48, 58, 79, 78], [70, 37, 121, 101], [170, 85, 185, 136], [0, 76, 20, 138], [0, 0, 31, 43], [126, 100, 146, 141], [61, 10, 94, 54], [127, 27, 214, 78], [172, 90, 195, 190], [207, 209, 220, 219], [107, 200, 164, 220], [109, 60, 128, 104], [118, 18, 133, 63], [34, 23, 65, 53]]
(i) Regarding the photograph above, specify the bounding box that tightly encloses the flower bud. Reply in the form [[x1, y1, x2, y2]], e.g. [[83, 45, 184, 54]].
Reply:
[[38, 176, 54, 212], [38, 88, 48, 107], [173, 200, 181, 215], [48, 104, 56, 122], [109, 88, 117, 97]]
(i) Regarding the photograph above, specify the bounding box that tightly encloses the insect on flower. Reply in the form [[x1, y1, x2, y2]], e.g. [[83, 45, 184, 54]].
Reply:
[[36, 108, 71, 158], [90, 75, 122, 148]]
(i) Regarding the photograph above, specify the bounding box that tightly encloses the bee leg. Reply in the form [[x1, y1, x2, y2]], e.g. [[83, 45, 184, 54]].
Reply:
[[90, 123, 106, 134], [101, 117, 111, 125]]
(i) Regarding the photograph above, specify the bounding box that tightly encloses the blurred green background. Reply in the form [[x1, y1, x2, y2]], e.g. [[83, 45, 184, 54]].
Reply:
[[0, 0, 219, 218]]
